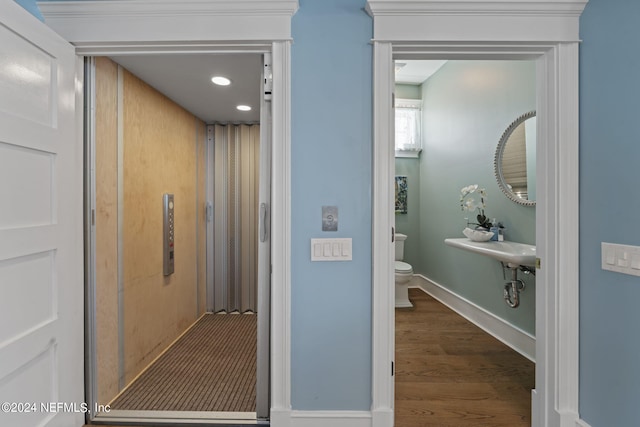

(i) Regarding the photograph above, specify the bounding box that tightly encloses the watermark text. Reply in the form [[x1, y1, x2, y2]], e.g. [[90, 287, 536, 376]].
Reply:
[[1, 401, 110, 414]]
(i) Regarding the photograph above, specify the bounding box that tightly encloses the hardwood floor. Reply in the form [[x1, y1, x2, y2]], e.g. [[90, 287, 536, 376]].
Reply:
[[86, 287, 534, 427], [395, 288, 535, 426]]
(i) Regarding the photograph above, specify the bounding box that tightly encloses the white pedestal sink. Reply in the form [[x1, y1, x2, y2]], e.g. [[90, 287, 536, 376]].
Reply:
[[444, 238, 536, 268]]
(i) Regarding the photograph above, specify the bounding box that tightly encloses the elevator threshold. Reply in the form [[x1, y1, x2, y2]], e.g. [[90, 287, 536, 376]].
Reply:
[[91, 409, 265, 425]]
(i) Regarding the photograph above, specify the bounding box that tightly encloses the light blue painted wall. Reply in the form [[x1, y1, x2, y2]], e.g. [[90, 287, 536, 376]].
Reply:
[[291, 0, 372, 410], [395, 83, 421, 100], [417, 60, 536, 334], [394, 85, 422, 266], [580, 1, 640, 425], [394, 158, 421, 268]]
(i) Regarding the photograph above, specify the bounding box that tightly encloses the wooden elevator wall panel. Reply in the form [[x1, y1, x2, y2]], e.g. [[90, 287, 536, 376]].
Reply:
[[94, 57, 119, 405], [122, 69, 200, 384]]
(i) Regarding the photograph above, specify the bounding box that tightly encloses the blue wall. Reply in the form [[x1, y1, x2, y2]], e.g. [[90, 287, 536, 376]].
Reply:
[[580, 0, 640, 425], [291, 0, 372, 410], [394, 85, 422, 267], [418, 60, 536, 334], [394, 158, 421, 268]]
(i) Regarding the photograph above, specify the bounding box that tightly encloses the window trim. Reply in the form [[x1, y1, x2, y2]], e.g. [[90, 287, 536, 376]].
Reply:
[[395, 97, 422, 158]]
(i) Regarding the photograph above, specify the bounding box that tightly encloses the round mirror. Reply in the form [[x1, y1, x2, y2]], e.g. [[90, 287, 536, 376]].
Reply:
[[494, 111, 536, 206]]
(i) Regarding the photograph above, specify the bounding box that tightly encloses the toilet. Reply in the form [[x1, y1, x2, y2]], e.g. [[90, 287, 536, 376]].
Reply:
[[394, 233, 413, 308]]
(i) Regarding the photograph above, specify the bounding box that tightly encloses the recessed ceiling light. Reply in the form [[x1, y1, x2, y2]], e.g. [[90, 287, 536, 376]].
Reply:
[[236, 105, 252, 111], [211, 76, 231, 86]]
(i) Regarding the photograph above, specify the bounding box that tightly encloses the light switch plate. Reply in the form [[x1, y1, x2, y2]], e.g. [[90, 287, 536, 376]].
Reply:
[[311, 238, 352, 261], [602, 242, 640, 277]]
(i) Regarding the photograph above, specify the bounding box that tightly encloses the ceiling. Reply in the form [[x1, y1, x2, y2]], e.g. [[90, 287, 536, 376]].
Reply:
[[110, 53, 262, 124], [395, 60, 447, 85], [108, 56, 441, 123]]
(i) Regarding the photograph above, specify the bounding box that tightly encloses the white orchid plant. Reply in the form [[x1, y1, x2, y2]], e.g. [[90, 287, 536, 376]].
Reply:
[[460, 184, 491, 229]]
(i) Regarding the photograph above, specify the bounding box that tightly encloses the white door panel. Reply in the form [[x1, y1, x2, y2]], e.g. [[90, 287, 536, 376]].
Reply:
[[0, 2, 83, 427]]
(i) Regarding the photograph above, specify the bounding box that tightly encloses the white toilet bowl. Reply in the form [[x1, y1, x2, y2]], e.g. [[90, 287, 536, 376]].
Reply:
[[395, 260, 413, 308]]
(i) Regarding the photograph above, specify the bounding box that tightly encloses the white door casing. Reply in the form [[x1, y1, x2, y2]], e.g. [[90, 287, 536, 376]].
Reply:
[[367, 1, 586, 426], [39, 1, 296, 424], [0, 2, 83, 427]]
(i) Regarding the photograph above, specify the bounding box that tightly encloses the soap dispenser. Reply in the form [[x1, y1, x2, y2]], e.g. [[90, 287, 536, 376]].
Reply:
[[490, 218, 499, 241]]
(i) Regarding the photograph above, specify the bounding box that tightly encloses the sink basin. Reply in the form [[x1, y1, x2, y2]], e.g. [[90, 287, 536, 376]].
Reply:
[[444, 238, 536, 268]]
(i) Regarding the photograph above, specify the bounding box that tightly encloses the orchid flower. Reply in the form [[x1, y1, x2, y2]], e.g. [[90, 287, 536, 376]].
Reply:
[[460, 184, 490, 228]]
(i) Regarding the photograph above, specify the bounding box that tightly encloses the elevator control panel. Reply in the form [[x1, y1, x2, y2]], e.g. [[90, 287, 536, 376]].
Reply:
[[163, 193, 175, 276]]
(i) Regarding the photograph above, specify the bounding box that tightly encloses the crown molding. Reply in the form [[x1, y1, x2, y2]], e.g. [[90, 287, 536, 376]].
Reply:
[[366, 0, 588, 16], [365, 0, 588, 42], [39, 0, 299, 16], [39, 0, 299, 44]]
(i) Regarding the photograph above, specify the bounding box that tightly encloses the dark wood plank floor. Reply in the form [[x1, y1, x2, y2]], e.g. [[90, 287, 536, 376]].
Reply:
[[395, 288, 535, 426]]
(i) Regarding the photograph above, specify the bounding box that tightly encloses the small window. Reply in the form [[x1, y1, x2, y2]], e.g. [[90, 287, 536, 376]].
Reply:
[[395, 98, 422, 158]]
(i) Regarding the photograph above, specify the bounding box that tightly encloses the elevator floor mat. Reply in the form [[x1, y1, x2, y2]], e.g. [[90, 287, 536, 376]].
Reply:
[[109, 313, 256, 412]]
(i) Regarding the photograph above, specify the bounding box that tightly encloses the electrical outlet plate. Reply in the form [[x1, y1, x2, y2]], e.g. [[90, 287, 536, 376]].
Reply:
[[322, 206, 338, 231], [601, 242, 640, 277]]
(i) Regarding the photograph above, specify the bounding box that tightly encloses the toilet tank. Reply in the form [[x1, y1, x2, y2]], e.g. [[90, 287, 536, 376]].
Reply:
[[395, 233, 407, 261]]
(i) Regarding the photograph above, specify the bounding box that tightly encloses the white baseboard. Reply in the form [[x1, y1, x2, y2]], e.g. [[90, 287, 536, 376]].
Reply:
[[270, 408, 291, 427], [286, 411, 372, 427], [411, 274, 536, 362], [531, 389, 539, 427], [270, 409, 389, 427], [269, 400, 592, 427], [371, 407, 393, 427], [575, 418, 593, 427]]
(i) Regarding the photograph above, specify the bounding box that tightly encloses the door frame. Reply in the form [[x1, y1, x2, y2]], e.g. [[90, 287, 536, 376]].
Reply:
[[40, 0, 297, 424], [367, 1, 586, 426]]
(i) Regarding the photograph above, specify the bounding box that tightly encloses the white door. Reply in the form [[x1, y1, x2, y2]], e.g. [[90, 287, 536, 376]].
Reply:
[[0, 2, 83, 427]]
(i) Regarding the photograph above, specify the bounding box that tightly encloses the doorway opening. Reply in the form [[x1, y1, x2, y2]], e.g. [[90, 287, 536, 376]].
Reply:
[[85, 52, 271, 425], [391, 59, 536, 424], [371, 37, 580, 427]]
